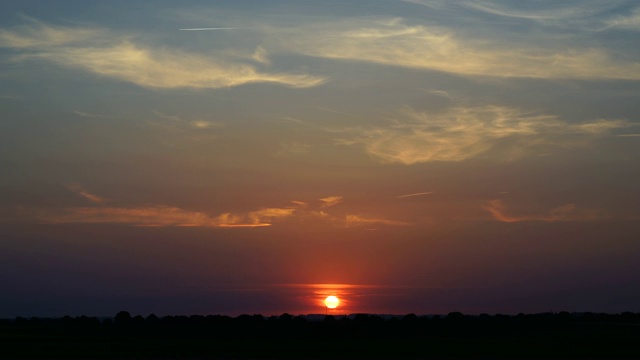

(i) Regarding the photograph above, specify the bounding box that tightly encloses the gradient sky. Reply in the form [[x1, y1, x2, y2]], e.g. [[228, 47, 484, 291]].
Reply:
[[1, 0, 640, 318]]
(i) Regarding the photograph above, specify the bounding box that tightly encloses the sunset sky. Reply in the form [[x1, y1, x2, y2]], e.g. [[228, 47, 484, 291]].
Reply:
[[1, 0, 640, 318]]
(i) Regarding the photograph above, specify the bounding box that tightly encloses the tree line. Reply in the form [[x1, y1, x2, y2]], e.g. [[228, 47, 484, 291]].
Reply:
[[2, 311, 639, 357]]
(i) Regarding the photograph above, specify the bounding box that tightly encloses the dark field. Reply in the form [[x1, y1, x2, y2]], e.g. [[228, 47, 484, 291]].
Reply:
[[2, 312, 639, 358]]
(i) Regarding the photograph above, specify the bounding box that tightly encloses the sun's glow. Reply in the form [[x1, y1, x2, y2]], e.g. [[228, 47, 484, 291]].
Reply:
[[324, 295, 340, 309]]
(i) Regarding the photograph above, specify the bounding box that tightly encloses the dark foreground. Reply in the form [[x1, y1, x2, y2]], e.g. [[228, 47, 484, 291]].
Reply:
[[2, 312, 640, 358]]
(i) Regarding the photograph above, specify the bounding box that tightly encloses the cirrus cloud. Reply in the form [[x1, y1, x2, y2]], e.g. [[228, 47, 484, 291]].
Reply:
[[345, 214, 412, 227], [0, 20, 325, 90], [319, 196, 344, 208], [66, 184, 107, 204], [37, 205, 296, 228], [272, 17, 640, 80], [485, 199, 607, 223], [334, 105, 631, 164]]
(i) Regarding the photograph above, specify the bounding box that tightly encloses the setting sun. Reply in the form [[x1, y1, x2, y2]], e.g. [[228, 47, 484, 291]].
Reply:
[[324, 296, 340, 309]]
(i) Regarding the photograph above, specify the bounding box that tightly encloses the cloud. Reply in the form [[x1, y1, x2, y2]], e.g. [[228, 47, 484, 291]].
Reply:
[[247, 207, 296, 224], [603, 7, 640, 30], [397, 191, 433, 198], [38, 205, 295, 228], [252, 46, 270, 64], [32, 181, 414, 230], [456, 0, 616, 23], [484, 199, 607, 223], [66, 184, 107, 204], [73, 110, 109, 118], [405, 1, 628, 31], [335, 105, 631, 164], [178, 27, 239, 31], [41, 206, 212, 227], [0, 17, 100, 48], [212, 209, 293, 228], [273, 17, 640, 80], [29, 41, 324, 89], [30, 193, 417, 229], [150, 110, 222, 132], [401, 0, 447, 10], [1, 20, 325, 90], [345, 214, 412, 227], [319, 196, 343, 207], [189, 120, 220, 129]]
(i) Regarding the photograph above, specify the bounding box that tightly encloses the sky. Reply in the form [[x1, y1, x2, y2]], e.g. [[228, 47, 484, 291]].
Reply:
[[1, 0, 640, 318]]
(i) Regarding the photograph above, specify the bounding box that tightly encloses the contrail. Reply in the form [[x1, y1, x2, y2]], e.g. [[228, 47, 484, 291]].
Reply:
[[179, 27, 240, 31]]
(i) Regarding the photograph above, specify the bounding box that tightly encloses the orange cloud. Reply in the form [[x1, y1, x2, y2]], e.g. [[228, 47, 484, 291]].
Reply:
[[39, 205, 295, 228], [66, 184, 107, 204], [336, 105, 630, 164], [319, 196, 343, 207], [397, 191, 433, 198], [345, 214, 411, 227], [485, 199, 607, 223], [32, 191, 419, 230], [247, 208, 296, 223]]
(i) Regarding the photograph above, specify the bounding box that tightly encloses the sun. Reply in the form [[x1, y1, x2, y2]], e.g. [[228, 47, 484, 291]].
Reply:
[[324, 295, 340, 309]]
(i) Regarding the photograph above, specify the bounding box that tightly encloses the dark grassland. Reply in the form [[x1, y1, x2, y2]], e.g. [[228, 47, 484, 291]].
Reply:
[[2, 311, 639, 358]]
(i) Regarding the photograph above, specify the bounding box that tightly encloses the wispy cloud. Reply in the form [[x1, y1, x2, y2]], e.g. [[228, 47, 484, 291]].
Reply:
[[397, 191, 433, 199], [43, 185, 297, 227], [335, 105, 631, 164], [485, 199, 607, 223], [251, 46, 270, 64], [405, 0, 626, 30], [458, 0, 616, 23], [73, 110, 109, 118], [604, 6, 640, 30], [31, 192, 418, 229], [30, 41, 324, 89], [272, 17, 640, 80], [345, 214, 411, 227], [0, 17, 99, 48], [319, 196, 344, 207], [212, 208, 295, 228], [178, 27, 240, 31], [150, 110, 222, 132], [401, 0, 447, 10], [66, 184, 107, 204], [189, 120, 220, 129], [41, 206, 213, 227], [247, 208, 296, 223], [0, 20, 325, 90], [38, 205, 296, 228]]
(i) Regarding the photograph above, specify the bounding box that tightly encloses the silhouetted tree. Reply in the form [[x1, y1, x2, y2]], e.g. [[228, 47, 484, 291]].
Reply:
[[114, 311, 132, 329], [279, 313, 293, 322]]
